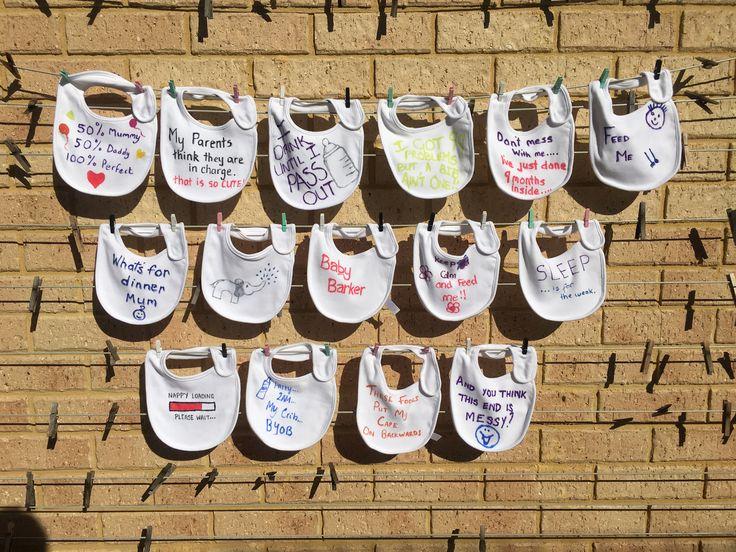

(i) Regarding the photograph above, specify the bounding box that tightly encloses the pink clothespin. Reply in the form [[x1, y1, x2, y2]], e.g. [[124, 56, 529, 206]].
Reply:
[[216, 212, 223, 232], [134, 81, 144, 94], [583, 208, 591, 228], [264, 344, 270, 356], [233, 84, 240, 103], [447, 84, 455, 105], [372, 343, 379, 356], [421, 346, 430, 354]]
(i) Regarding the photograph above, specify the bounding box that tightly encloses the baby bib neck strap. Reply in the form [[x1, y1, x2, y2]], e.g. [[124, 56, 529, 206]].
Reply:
[[286, 97, 365, 131], [328, 223, 399, 259], [63, 70, 157, 123], [176, 86, 257, 130], [430, 220, 499, 256], [373, 345, 440, 397], [160, 223, 187, 262], [155, 346, 236, 378], [270, 224, 297, 254], [469, 344, 537, 384], [392, 95, 468, 120], [265, 342, 337, 383], [500, 85, 571, 126], [608, 70, 673, 104], [575, 219, 605, 251]]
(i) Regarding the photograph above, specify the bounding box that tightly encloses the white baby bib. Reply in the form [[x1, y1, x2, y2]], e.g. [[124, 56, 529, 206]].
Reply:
[[95, 222, 188, 325], [246, 343, 337, 451], [378, 95, 474, 199], [450, 345, 537, 452], [487, 84, 575, 199], [589, 70, 681, 191], [307, 223, 398, 323], [269, 97, 365, 210], [160, 86, 257, 203], [357, 345, 441, 455], [145, 346, 240, 452], [413, 219, 501, 321], [53, 71, 157, 196], [518, 219, 606, 322], [202, 223, 295, 323]]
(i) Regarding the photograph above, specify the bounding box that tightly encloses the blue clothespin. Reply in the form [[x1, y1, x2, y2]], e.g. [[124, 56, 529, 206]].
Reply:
[[527, 208, 534, 229], [387, 86, 394, 108], [281, 212, 287, 232], [552, 77, 563, 94], [168, 80, 176, 98], [599, 68, 609, 89]]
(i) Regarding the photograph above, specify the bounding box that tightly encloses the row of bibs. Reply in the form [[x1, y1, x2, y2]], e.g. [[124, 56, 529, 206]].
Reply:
[[54, 70, 681, 202]]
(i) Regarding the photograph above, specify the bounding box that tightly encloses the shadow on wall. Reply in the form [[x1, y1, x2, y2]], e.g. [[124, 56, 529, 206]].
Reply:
[[0, 511, 48, 551]]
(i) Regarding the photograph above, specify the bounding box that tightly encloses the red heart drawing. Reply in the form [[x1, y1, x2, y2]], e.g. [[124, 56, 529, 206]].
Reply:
[[87, 170, 105, 188]]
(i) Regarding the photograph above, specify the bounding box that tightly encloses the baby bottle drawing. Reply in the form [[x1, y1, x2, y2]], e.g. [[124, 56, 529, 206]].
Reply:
[[255, 378, 271, 400], [322, 138, 359, 189]]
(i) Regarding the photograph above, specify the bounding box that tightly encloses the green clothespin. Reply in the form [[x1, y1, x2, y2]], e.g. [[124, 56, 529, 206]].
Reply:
[[281, 212, 287, 232], [322, 343, 331, 356], [527, 208, 534, 229], [599, 68, 609, 89], [168, 80, 176, 98], [387, 87, 394, 108], [552, 77, 563, 94], [59, 69, 69, 82]]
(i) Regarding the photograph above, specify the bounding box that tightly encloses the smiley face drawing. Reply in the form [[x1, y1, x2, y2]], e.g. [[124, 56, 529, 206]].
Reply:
[[474, 424, 500, 449], [644, 102, 667, 130], [132, 306, 147, 321]]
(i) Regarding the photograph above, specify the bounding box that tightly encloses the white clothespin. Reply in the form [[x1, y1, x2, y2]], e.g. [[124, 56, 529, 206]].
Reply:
[[155, 340, 162, 354], [319, 213, 325, 230], [170, 214, 177, 232], [280, 84, 286, 106], [466, 338, 472, 354], [481, 211, 487, 228]]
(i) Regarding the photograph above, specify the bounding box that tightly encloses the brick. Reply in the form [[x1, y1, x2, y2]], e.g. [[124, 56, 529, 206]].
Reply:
[[618, 54, 734, 97], [0, 275, 84, 314], [545, 187, 664, 223], [432, 428, 541, 464], [130, 58, 253, 92], [325, 509, 428, 536], [484, 463, 595, 501], [543, 349, 650, 385], [265, 468, 373, 503], [397, 307, 490, 346], [535, 387, 596, 422], [437, 11, 554, 53], [607, 225, 723, 266], [542, 427, 651, 462], [33, 395, 138, 431], [678, 99, 736, 139], [315, 13, 433, 54], [31, 315, 110, 350], [602, 307, 717, 345], [253, 56, 373, 98], [650, 510, 735, 533], [375, 469, 483, 502], [653, 348, 736, 385], [599, 387, 710, 422], [267, 310, 379, 348], [0, 14, 62, 54], [39, 480, 143, 507], [102, 512, 210, 537], [191, 14, 310, 54], [0, 434, 92, 469], [491, 309, 602, 346], [559, 9, 676, 52], [667, 183, 736, 219], [596, 463, 704, 499], [715, 309, 736, 343], [681, 8, 736, 50], [541, 509, 646, 534], [0, 355, 88, 391], [653, 426, 736, 461], [0, 398, 30, 431], [431, 509, 538, 534], [606, 267, 661, 306], [594, 541, 697, 552], [215, 511, 320, 536], [95, 433, 208, 469], [661, 268, 731, 303], [0, 512, 98, 538], [324, 426, 431, 464], [375, 57, 492, 96], [0, 241, 20, 272], [0, 316, 28, 351], [209, 430, 320, 466], [67, 12, 188, 54]]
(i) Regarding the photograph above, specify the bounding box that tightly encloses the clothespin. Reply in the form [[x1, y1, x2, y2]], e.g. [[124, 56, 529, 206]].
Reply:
[[4, 139, 31, 173], [82, 470, 95, 512], [599, 68, 609, 89], [727, 209, 736, 247], [727, 273, 736, 306], [641, 339, 654, 373], [696, 56, 719, 69], [264, 344, 270, 356], [680, 133, 688, 169], [69, 214, 83, 255], [551, 76, 563, 94], [142, 463, 176, 502], [322, 343, 331, 356], [479, 525, 486, 552], [59, 69, 69, 82], [280, 84, 286, 105], [635, 202, 646, 240], [481, 211, 487, 227], [232, 84, 239, 103], [653, 59, 662, 80], [684, 91, 719, 114], [583, 208, 591, 228], [28, 276, 42, 314], [134, 81, 144, 94], [372, 343, 379, 356], [466, 337, 472, 354], [468, 98, 475, 113], [141, 525, 153, 552], [102, 402, 118, 441], [221, 342, 228, 358], [203, 0, 213, 19], [446, 83, 455, 105], [428, 212, 435, 231], [48, 402, 58, 444], [345, 87, 350, 108], [155, 340, 162, 354], [378, 212, 384, 232], [319, 213, 325, 230], [168, 80, 176, 98], [387, 86, 394, 108], [170, 213, 178, 232], [280, 212, 287, 232], [627, 90, 637, 114], [421, 346, 430, 354], [216, 212, 223, 232], [328, 462, 339, 490], [723, 400, 733, 440], [4, 53, 20, 80], [105, 339, 120, 368], [521, 338, 528, 355], [527, 208, 534, 229], [390, 0, 398, 17], [25, 472, 35, 511], [109, 215, 115, 233], [702, 342, 714, 375], [190, 283, 201, 306]]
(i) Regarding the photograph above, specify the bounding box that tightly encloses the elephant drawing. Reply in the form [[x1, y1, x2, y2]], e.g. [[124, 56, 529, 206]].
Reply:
[[210, 277, 266, 304]]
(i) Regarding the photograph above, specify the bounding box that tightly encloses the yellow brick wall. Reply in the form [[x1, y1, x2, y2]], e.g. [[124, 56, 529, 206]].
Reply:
[[1, 0, 736, 550]]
